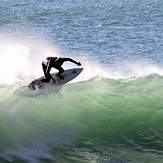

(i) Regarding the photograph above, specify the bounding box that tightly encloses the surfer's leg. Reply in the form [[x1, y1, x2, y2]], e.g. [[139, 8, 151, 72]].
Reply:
[[57, 67, 64, 80], [41, 78, 51, 83], [42, 62, 51, 82], [42, 62, 47, 76]]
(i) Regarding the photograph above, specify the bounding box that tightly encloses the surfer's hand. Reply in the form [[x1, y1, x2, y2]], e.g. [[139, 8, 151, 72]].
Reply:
[[77, 62, 81, 66]]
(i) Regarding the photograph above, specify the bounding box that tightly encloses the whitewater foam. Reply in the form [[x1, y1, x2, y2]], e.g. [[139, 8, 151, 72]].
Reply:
[[0, 33, 163, 87], [0, 146, 54, 163], [0, 34, 61, 85]]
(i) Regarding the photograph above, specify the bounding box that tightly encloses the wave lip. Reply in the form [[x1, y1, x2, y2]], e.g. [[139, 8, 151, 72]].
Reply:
[[0, 72, 163, 162]]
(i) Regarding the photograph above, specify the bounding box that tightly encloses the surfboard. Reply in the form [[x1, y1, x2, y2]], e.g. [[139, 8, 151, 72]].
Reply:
[[28, 68, 83, 90]]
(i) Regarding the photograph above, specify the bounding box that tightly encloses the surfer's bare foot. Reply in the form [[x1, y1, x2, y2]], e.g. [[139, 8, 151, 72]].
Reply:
[[58, 74, 64, 80], [41, 78, 49, 83], [60, 76, 64, 80]]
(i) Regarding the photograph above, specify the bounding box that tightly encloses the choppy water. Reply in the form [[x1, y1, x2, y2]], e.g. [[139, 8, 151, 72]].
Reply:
[[0, 0, 163, 162]]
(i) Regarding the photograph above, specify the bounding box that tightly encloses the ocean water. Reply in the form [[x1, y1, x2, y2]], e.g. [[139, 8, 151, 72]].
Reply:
[[0, 0, 163, 162]]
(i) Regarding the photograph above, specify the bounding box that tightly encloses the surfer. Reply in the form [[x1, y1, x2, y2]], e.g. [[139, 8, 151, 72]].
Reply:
[[42, 57, 81, 82]]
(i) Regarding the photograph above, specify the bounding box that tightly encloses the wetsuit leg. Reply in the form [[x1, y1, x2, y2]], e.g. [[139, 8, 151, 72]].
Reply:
[[42, 62, 51, 82], [55, 66, 64, 79]]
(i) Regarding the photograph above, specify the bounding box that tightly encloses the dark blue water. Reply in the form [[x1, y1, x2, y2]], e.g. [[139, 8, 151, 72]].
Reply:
[[1, 0, 163, 63]]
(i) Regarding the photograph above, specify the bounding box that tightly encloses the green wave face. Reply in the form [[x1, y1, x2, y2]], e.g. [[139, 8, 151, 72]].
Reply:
[[0, 75, 163, 162]]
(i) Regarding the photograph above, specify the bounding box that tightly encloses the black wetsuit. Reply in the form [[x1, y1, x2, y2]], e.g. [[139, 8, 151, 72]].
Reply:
[[42, 57, 81, 82]]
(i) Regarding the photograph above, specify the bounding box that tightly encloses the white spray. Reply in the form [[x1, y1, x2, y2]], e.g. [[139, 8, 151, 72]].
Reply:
[[0, 36, 61, 85]]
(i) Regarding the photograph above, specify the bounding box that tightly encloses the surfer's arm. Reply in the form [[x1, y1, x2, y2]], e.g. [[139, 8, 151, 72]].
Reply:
[[63, 58, 81, 66]]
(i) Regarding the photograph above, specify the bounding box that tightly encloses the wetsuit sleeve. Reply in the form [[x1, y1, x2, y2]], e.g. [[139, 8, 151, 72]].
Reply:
[[46, 57, 57, 61], [62, 58, 80, 65]]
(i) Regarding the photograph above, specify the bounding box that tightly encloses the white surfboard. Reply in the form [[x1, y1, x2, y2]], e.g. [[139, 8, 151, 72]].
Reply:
[[28, 68, 83, 90]]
